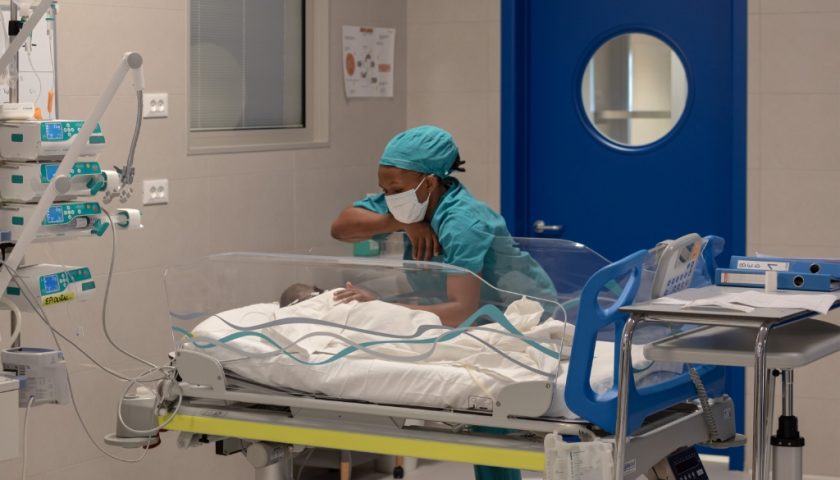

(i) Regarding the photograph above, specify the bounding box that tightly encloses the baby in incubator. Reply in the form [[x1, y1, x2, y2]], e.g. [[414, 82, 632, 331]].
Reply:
[[280, 283, 324, 307], [280, 282, 376, 307]]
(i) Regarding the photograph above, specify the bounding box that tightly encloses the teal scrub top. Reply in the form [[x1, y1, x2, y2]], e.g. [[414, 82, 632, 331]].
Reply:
[[353, 178, 557, 308]]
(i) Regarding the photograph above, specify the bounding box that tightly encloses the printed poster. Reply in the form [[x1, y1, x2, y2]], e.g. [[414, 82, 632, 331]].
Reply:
[[342, 25, 395, 98]]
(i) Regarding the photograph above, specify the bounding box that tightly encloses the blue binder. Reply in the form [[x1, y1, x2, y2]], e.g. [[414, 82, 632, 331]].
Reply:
[[716, 268, 840, 292], [729, 256, 840, 277]]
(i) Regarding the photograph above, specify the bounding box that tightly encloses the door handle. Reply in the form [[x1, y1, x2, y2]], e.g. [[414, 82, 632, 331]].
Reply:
[[533, 220, 563, 234]]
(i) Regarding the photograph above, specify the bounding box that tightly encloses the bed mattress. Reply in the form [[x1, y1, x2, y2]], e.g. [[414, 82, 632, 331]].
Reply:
[[184, 293, 675, 419]]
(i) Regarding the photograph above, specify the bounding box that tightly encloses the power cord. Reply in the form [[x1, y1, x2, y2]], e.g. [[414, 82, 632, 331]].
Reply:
[[99, 205, 158, 370], [689, 366, 720, 441], [20, 395, 33, 480]]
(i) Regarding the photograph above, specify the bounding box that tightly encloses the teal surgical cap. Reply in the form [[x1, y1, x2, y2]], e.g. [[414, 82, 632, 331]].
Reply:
[[379, 125, 459, 178]]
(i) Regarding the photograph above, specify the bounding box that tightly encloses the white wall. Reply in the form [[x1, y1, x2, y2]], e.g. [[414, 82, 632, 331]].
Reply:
[[406, 0, 501, 210], [0, 1, 406, 478]]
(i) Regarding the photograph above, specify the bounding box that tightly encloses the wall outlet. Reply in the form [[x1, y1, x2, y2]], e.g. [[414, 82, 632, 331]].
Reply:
[[143, 179, 169, 205], [143, 93, 169, 118]]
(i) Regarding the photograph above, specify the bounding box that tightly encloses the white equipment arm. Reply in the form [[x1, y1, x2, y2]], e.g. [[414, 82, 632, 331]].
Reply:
[[0, 0, 52, 75], [0, 52, 144, 295]]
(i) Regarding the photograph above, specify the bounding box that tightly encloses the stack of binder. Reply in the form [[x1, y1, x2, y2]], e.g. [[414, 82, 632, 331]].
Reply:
[[715, 256, 840, 292]]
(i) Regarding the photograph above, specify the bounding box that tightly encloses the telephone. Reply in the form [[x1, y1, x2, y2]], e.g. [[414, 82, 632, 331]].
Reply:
[[651, 233, 707, 299]]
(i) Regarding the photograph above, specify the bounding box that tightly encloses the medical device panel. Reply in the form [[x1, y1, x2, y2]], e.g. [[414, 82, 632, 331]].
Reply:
[[0, 160, 114, 202], [0, 202, 141, 240], [0, 103, 35, 121], [5, 264, 95, 310], [1, 347, 70, 406], [0, 120, 106, 160], [0, 201, 109, 239]]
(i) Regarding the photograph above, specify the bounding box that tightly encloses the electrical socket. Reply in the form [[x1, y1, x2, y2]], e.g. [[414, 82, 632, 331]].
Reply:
[[143, 179, 169, 205], [143, 93, 169, 118]]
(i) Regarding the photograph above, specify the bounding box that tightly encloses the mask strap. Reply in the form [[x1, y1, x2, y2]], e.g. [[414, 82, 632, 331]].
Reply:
[[416, 175, 432, 202]]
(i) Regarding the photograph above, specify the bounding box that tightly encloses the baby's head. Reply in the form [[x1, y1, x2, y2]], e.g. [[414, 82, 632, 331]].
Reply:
[[280, 283, 324, 307]]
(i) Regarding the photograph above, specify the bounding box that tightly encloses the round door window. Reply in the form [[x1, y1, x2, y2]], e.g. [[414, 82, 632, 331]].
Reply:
[[581, 33, 688, 147]]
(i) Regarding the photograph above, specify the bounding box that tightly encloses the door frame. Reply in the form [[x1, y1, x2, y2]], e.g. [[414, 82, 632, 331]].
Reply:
[[500, 0, 748, 470]]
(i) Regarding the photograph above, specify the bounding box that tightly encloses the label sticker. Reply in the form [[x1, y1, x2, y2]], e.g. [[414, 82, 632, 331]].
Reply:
[[624, 458, 637, 475], [722, 272, 763, 285], [468, 396, 493, 411], [735, 260, 790, 272], [42, 291, 75, 306]]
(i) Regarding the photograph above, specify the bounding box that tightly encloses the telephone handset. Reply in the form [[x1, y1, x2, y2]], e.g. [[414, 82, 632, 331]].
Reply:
[[651, 233, 707, 299]]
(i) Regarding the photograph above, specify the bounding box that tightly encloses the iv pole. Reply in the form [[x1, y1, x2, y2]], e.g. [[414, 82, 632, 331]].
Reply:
[[1, 0, 51, 90]]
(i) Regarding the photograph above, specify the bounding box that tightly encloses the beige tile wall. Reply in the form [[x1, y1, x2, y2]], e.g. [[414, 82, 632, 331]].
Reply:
[[0, 0, 406, 478], [749, 0, 840, 476], [405, 0, 501, 210]]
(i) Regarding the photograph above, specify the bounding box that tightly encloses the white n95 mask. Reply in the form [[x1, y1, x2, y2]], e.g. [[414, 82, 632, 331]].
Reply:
[[385, 176, 430, 224]]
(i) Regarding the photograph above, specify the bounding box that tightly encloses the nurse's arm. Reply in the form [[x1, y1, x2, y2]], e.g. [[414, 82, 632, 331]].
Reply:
[[399, 274, 481, 327], [331, 207, 401, 242]]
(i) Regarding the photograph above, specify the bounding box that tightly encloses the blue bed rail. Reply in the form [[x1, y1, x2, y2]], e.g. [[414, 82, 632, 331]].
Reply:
[[564, 248, 727, 434]]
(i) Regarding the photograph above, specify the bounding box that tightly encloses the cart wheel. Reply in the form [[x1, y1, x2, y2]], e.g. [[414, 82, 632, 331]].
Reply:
[[393, 466, 405, 478]]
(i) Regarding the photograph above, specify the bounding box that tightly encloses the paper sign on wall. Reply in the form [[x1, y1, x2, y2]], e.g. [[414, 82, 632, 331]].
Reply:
[[342, 25, 395, 98]]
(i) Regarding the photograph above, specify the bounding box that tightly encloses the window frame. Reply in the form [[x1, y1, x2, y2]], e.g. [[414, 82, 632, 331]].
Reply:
[[187, 0, 329, 155]]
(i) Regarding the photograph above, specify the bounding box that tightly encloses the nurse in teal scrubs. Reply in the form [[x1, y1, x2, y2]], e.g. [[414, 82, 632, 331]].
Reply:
[[331, 125, 556, 480]]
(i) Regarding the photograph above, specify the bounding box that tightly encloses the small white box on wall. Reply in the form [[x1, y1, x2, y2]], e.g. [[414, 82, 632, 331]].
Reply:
[[0, 376, 20, 461]]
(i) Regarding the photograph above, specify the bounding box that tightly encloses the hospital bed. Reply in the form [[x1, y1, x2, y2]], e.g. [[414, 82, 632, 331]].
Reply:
[[106, 235, 741, 479]]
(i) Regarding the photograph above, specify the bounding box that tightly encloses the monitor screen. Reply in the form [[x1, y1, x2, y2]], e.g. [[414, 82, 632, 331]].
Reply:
[[43, 163, 59, 181], [44, 123, 63, 141], [41, 274, 60, 295], [44, 206, 64, 224]]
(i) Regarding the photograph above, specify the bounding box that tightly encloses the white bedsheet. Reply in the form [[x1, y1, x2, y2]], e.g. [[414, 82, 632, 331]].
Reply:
[[187, 292, 664, 419]]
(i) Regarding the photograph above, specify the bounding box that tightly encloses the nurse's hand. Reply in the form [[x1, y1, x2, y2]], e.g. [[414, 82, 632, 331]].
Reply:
[[403, 222, 441, 261], [334, 282, 378, 303]]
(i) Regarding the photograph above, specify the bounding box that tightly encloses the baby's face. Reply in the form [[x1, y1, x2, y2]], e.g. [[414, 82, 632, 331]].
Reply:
[[291, 285, 325, 305], [301, 286, 324, 298]]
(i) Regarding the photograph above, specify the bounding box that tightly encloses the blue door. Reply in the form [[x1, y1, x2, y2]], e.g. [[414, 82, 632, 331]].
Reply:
[[501, 0, 746, 469]]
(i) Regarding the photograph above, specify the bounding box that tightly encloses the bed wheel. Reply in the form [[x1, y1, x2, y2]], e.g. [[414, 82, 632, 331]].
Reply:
[[393, 466, 405, 478]]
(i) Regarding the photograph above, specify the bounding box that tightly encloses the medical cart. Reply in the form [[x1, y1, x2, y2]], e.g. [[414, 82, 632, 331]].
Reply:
[[618, 286, 840, 480]]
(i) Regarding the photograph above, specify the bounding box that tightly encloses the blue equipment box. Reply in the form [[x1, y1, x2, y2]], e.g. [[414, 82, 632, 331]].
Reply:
[[716, 268, 840, 292]]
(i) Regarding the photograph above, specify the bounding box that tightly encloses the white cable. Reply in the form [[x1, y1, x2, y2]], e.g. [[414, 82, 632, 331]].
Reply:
[[4, 264, 150, 382], [116, 369, 182, 436], [4, 264, 176, 460], [404, 257, 570, 359], [9, 265, 159, 462], [100, 206, 158, 370], [20, 395, 33, 480], [0, 296, 21, 347], [25, 49, 41, 105]]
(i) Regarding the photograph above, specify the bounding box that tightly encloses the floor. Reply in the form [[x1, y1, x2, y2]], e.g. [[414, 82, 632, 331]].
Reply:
[[303, 455, 749, 480]]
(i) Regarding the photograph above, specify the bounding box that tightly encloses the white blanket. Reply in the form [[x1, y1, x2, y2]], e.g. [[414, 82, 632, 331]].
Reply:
[[188, 291, 661, 418]]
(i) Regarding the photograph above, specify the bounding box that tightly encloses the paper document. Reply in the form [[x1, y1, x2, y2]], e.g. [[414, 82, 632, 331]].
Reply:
[[342, 26, 395, 98], [653, 290, 839, 315], [545, 434, 613, 480]]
